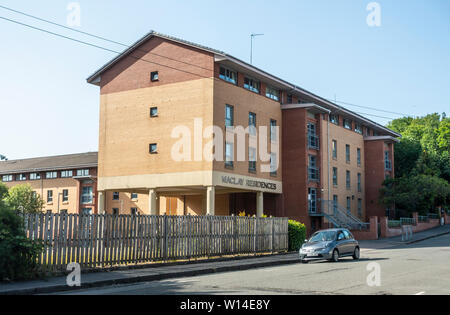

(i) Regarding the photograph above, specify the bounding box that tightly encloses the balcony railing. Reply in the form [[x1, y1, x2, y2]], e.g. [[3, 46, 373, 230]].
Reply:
[[308, 133, 320, 150], [308, 167, 320, 182]]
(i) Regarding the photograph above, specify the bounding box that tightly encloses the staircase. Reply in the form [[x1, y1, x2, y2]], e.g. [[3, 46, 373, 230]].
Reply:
[[319, 200, 369, 230]]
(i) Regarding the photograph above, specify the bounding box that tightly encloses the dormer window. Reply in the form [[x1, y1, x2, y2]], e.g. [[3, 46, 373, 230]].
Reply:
[[219, 66, 237, 85], [344, 119, 352, 130], [266, 86, 279, 101], [355, 123, 362, 134], [244, 77, 260, 93], [330, 114, 339, 125]]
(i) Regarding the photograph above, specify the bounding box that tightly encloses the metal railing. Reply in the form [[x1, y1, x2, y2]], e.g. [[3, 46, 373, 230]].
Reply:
[[427, 213, 439, 220], [319, 200, 370, 231], [418, 216, 429, 223], [308, 167, 320, 182], [388, 220, 401, 228], [308, 133, 320, 150], [400, 217, 416, 226]]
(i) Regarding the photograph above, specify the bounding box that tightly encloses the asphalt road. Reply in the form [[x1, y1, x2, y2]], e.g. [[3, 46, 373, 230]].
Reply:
[[57, 234, 450, 295]]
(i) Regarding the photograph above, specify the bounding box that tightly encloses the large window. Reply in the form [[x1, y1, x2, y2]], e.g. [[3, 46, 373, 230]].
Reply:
[[333, 167, 338, 186], [131, 193, 138, 200], [225, 142, 234, 168], [46, 171, 57, 179], [249, 112, 256, 136], [344, 119, 352, 130], [346, 197, 351, 214], [355, 123, 362, 134], [330, 114, 339, 125], [357, 148, 361, 166], [47, 190, 53, 203], [385, 151, 392, 170], [225, 105, 234, 127], [244, 77, 260, 93], [346, 171, 351, 189], [16, 174, 26, 181], [81, 186, 93, 204], [113, 192, 119, 200], [219, 66, 237, 84], [61, 170, 73, 178], [265, 86, 279, 101], [76, 169, 89, 177], [307, 123, 319, 150], [308, 188, 317, 213], [358, 173, 362, 192], [2, 175, 13, 182], [332, 140, 338, 159], [270, 119, 277, 142], [333, 195, 338, 214], [308, 155, 319, 182], [270, 153, 278, 176], [62, 189, 69, 202], [346, 144, 351, 163], [30, 173, 41, 180], [248, 147, 256, 172], [358, 199, 363, 218]]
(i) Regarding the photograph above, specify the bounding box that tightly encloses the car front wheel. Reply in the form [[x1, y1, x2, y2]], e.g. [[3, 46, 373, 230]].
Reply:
[[331, 249, 339, 262], [353, 247, 360, 260]]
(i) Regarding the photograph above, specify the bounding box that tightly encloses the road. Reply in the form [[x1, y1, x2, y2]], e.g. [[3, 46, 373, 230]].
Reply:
[[57, 234, 450, 295]]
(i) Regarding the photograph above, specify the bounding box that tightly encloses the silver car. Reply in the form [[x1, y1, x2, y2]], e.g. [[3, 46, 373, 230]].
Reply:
[[299, 228, 360, 263]]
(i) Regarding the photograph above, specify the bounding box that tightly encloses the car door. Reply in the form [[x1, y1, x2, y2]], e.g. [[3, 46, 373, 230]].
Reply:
[[345, 230, 358, 253], [342, 230, 354, 254], [336, 231, 347, 254]]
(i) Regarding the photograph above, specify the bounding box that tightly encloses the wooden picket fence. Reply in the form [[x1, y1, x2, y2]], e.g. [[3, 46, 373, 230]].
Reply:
[[22, 213, 288, 271]]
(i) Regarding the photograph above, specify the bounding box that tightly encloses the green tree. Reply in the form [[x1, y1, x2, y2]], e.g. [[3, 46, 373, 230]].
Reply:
[[4, 184, 44, 214], [0, 182, 8, 200], [393, 139, 422, 178]]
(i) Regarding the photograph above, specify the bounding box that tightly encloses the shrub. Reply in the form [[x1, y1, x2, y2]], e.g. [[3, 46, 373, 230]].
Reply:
[[288, 220, 306, 251], [4, 184, 44, 214], [0, 203, 44, 281]]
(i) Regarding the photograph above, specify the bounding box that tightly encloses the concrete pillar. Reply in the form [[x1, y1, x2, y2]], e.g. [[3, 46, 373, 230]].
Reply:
[[206, 186, 215, 216], [98, 191, 105, 214], [149, 189, 158, 215], [257, 191, 264, 218]]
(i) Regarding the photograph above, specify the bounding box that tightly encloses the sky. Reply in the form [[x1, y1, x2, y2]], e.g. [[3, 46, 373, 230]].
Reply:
[[0, 0, 449, 160]]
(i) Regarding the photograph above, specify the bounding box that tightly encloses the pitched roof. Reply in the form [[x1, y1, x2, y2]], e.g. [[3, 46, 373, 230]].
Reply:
[[86, 30, 401, 138], [0, 152, 98, 175]]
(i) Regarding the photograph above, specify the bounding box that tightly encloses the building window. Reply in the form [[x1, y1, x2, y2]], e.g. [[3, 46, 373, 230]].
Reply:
[[244, 77, 260, 93], [225, 142, 234, 168], [16, 174, 27, 181], [333, 195, 338, 213], [287, 94, 293, 104], [346, 144, 351, 163], [357, 148, 361, 166], [308, 188, 317, 214], [61, 170, 73, 178], [332, 140, 338, 160], [46, 171, 57, 179], [112, 208, 119, 216], [150, 71, 159, 82], [149, 143, 158, 154], [62, 189, 69, 202], [150, 107, 158, 117], [347, 197, 351, 214], [358, 173, 362, 192], [346, 171, 351, 189], [131, 193, 138, 200], [225, 105, 234, 127], [131, 208, 138, 216], [47, 190, 53, 203], [270, 153, 278, 176], [358, 199, 363, 218], [266, 86, 279, 101], [385, 151, 392, 170], [81, 186, 93, 204], [249, 112, 256, 136], [113, 192, 120, 201], [249, 147, 256, 173], [365, 128, 371, 137], [308, 155, 319, 182], [219, 66, 237, 84], [307, 123, 319, 150], [270, 119, 277, 142], [355, 123, 362, 134], [330, 114, 339, 125], [2, 175, 13, 182], [76, 169, 89, 177], [344, 119, 352, 130], [333, 167, 338, 186]]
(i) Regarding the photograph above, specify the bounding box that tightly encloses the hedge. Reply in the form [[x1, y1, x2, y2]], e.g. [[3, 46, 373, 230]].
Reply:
[[288, 220, 307, 251]]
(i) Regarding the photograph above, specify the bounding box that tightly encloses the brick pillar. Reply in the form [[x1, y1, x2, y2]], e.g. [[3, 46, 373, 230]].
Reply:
[[369, 216, 379, 239], [412, 212, 419, 225], [380, 216, 388, 238]]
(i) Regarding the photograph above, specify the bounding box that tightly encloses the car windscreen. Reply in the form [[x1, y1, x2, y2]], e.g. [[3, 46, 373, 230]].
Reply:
[[309, 231, 337, 242]]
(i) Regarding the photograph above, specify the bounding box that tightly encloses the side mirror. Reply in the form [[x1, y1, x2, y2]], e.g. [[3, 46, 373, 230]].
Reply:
[[304, 239, 308, 243]]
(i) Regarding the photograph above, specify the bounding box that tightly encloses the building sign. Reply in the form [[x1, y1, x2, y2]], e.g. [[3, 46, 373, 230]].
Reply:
[[221, 175, 277, 191]]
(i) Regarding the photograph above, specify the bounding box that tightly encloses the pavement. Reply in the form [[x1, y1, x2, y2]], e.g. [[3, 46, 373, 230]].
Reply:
[[1, 224, 449, 295]]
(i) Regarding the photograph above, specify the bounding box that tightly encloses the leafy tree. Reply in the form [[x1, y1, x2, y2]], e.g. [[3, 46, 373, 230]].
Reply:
[[4, 184, 44, 214], [380, 175, 450, 215], [393, 139, 422, 178], [0, 182, 8, 200]]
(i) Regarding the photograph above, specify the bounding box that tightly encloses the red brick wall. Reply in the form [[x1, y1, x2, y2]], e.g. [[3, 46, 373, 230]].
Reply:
[[364, 140, 387, 219], [351, 216, 378, 240]]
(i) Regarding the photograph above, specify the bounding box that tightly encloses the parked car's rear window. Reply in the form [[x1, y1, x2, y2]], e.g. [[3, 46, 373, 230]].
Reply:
[[310, 231, 337, 242]]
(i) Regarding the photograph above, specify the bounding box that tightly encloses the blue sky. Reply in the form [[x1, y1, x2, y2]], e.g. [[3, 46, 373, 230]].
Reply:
[[1, 0, 449, 160]]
